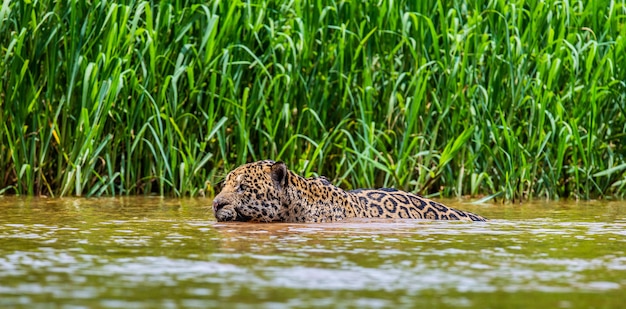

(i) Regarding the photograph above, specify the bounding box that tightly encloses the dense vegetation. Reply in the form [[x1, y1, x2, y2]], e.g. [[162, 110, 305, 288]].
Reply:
[[0, 0, 624, 200]]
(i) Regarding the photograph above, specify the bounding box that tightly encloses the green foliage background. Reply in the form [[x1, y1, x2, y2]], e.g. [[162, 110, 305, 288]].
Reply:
[[0, 0, 624, 200]]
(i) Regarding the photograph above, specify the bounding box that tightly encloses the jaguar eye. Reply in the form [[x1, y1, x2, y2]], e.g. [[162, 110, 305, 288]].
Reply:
[[237, 184, 247, 192]]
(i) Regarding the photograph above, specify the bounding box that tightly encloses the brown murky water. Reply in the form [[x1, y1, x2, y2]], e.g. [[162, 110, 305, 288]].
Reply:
[[0, 196, 625, 308]]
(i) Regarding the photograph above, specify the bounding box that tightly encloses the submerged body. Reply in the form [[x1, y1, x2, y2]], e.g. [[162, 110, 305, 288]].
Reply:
[[212, 160, 487, 222]]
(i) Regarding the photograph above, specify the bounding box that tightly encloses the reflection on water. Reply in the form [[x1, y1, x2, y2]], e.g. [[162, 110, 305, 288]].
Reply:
[[0, 197, 625, 308]]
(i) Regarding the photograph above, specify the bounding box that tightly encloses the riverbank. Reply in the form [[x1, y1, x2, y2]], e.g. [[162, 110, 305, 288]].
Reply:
[[1, 1, 624, 199]]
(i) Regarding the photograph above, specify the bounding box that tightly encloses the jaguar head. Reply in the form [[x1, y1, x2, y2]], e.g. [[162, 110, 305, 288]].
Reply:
[[212, 160, 288, 222]]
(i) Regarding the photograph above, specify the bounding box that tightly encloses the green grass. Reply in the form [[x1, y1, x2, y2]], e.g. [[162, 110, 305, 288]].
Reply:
[[0, 0, 624, 200]]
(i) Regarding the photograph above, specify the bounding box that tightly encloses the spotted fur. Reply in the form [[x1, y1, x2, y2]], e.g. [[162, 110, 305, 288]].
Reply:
[[212, 160, 487, 223]]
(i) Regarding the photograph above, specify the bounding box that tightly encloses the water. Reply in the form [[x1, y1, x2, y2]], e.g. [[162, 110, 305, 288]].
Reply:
[[0, 197, 625, 308]]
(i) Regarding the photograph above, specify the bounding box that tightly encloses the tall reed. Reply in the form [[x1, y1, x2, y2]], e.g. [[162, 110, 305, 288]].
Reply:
[[0, 0, 624, 200]]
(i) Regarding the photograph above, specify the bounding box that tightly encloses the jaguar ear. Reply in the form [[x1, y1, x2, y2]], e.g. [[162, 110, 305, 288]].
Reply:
[[270, 161, 288, 189]]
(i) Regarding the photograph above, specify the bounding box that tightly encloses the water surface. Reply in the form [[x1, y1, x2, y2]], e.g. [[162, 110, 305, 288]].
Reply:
[[0, 197, 625, 308]]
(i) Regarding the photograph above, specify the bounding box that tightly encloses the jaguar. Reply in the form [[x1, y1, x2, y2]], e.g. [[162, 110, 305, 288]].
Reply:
[[212, 160, 487, 222]]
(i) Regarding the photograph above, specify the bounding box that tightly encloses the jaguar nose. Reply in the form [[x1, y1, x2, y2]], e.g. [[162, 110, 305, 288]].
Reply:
[[212, 198, 228, 211]]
